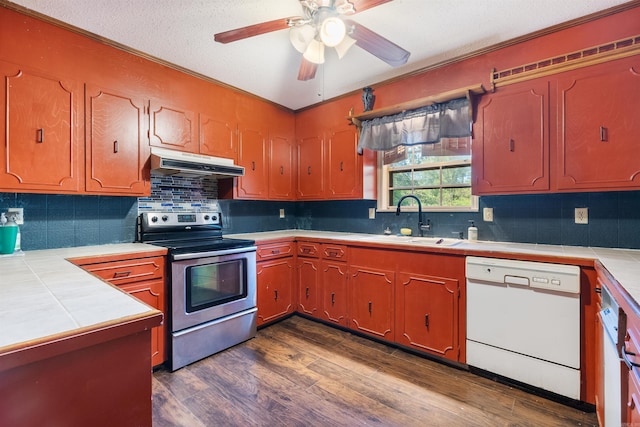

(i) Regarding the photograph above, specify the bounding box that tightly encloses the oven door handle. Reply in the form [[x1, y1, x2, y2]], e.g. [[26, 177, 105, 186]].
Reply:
[[172, 246, 257, 260]]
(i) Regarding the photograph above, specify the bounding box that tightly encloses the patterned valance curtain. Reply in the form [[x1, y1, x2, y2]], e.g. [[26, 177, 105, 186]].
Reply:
[[357, 97, 471, 153]]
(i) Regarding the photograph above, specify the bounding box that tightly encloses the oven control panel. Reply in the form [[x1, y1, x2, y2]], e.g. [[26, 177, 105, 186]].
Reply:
[[142, 211, 221, 228]]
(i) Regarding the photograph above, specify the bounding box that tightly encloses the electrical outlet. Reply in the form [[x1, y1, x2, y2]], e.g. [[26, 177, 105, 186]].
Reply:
[[7, 208, 23, 225], [279, 208, 285, 219], [368, 208, 376, 219], [483, 207, 494, 222], [575, 207, 588, 224]]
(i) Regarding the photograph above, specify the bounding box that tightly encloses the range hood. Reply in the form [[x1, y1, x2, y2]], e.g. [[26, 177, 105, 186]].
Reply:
[[150, 147, 244, 178]]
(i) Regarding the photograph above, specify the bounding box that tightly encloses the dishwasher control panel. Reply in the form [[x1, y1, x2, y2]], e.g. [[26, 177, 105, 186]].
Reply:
[[466, 257, 580, 294]]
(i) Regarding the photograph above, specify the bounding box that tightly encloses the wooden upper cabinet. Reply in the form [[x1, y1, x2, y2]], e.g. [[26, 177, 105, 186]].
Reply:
[[236, 125, 268, 199], [326, 125, 361, 199], [149, 100, 197, 153], [199, 113, 236, 160], [0, 63, 82, 193], [473, 79, 550, 194], [85, 84, 149, 195], [297, 135, 324, 199], [269, 134, 295, 199], [556, 56, 640, 191]]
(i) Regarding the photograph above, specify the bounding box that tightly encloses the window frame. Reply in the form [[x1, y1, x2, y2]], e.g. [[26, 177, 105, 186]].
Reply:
[[376, 148, 478, 213]]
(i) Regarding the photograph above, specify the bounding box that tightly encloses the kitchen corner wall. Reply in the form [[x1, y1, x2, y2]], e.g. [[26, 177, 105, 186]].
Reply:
[[2, 190, 640, 251]]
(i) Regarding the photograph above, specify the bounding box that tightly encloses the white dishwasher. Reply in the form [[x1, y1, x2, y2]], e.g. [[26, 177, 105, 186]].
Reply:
[[466, 256, 581, 400]]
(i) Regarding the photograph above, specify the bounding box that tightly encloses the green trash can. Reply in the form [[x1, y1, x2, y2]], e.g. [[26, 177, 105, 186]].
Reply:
[[0, 225, 18, 254]]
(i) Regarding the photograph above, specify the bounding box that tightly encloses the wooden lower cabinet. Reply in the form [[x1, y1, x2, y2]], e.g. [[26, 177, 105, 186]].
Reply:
[[349, 265, 395, 341], [297, 257, 320, 317], [256, 243, 295, 326], [395, 272, 460, 360], [321, 260, 348, 326], [70, 253, 167, 367]]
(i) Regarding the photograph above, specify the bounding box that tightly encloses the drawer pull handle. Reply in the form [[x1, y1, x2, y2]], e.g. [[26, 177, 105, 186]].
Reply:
[[113, 140, 119, 153], [340, 161, 343, 171], [271, 249, 280, 255], [307, 166, 311, 175], [302, 248, 311, 253], [331, 292, 335, 305], [622, 344, 640, 369], [425, 313, 430, 328], [600, 126, 608, 142], [594, 287, 602, 294], [36, 128, 44, 143], [274, 290, 278, 301], [113, 270, 132, 278], [368, 301, 372, 314], [251, 161, 256, 171], [305, 287, 309, 298], [508, 139, 514, 152], [327, 250, 338, 257], [280, 166, 284, 175]]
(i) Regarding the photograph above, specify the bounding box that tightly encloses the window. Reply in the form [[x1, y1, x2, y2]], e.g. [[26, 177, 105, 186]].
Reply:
[[378, 137, 477, 212]]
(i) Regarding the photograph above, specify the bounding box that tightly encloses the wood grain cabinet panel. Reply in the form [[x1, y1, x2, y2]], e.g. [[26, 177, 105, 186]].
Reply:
[[297, 135, 324, 199], [557, 56, 640, 190], [85, 84, 148, 195], [257, 257, 295, 326], [199, 113, 236, 160], [149, 100, 197, 153], [0, 62, 82, 192], [321, 260, 348, 326], [473, 79, 550, 194], [297, 257, 320, 317], [256, 241, 294, 261], [395, 272, 459, 359], [269, 134, 295, 200], [236, 125, 269, 199], [349, 265, 395, 340], [326, 126, 362, 199]]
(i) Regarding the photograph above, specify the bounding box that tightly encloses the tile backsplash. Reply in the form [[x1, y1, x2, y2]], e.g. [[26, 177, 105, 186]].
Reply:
[[2, 188, 640, 251]]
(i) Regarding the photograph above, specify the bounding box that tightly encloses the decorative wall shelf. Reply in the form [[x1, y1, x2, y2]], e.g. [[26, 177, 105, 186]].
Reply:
[[347, 84, 486, 129]]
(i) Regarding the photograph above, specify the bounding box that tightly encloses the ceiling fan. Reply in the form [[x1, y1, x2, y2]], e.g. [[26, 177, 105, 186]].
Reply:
[[214, 0, 410, 81]]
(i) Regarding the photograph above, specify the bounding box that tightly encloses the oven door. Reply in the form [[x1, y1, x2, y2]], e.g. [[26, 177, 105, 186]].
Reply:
[[171, 247, 256, 332]]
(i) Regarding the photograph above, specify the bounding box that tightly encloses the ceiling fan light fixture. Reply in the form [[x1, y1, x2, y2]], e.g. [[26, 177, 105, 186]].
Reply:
[[319, 17, 346, 47], [334, 34, 356, 59], [289, 24, 315, 53], [303, 39, 325, 64]]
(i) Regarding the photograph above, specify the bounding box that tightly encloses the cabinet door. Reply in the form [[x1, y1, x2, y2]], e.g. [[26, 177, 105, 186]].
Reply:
[[0, 63, 82, 192], [149, 100, 197, 153], [396, 272, 459, 360], [119, 278, 166, 367], [557, 56, 640, 190], [269, 134, 295, 199], [199, 113, 236, 160], [85, 84, 148, 195], [349, 265, 395, 340], [297, 135, 324, 199], [321, 260, 348, 326], [297, 257, 320, 317], [473, 79, 550, 194], [236, 126, 268, 199], [326, 126, 361, 199], [256, 258, 294, 326]]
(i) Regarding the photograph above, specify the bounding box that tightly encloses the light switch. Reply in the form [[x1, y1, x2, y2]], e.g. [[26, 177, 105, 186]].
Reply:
[[279, 208, 285, 219]]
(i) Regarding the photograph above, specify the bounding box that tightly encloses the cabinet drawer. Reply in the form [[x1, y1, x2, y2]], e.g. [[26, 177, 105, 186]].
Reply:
[[322, 244, 347, 261], [297, 241, 321, 258], [256, 241, 294, 261], [82, 256, 165, 285]]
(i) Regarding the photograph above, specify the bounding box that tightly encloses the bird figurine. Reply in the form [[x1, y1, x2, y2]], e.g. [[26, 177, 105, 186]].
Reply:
[[362, 87, 375, 112]]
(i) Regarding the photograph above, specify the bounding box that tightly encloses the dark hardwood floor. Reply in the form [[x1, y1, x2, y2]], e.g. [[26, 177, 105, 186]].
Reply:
[[153, 316, 598, 426]]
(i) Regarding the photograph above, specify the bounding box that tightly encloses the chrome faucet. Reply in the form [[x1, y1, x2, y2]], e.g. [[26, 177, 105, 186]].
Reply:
[[396, 195, 431, 237]]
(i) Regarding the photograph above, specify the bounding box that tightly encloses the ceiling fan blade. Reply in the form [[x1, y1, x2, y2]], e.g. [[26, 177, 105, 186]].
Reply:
[[347, 0, 394, 14], [214, 17, 300, 44], [298, 57, 318, 81], [346, 20, 410, 67]]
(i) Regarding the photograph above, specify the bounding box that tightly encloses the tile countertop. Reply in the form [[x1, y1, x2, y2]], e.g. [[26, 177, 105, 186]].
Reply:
[[228, 229, 640, 309], [0, 243, 165, 352]]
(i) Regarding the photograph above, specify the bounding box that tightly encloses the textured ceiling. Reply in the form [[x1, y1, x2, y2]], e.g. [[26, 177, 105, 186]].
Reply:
[[6, 0, 632, 110]]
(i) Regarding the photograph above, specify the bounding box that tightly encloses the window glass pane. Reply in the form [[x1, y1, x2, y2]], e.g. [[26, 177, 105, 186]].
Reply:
[[391, 189, 414, 206], [442, 165, 471, 185], [413, 169, 440, 187], [415, 188, 441, 207], [442, 187, 472, 207], [391, 171, 413, 187]]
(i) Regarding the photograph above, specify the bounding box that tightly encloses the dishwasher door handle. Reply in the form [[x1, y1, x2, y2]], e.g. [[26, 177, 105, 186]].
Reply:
[[504, 275, 530, 286]]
